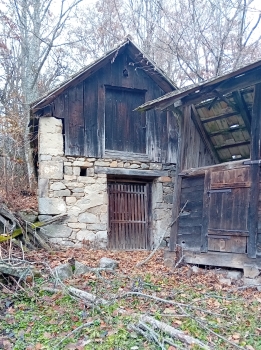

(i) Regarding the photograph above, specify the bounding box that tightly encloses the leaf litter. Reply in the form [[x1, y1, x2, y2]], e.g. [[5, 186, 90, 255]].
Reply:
[[0, 247, 261, 349]]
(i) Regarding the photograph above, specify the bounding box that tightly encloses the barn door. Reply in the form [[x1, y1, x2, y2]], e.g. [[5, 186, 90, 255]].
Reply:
[[207, 167, 250, 253], [108, 182, 151, 250]]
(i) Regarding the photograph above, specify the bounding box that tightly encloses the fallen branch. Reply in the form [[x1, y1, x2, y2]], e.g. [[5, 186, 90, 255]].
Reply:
[[56, 321, 94, 347], [67, 286, 108, 306], [140, 315, 211, 350]]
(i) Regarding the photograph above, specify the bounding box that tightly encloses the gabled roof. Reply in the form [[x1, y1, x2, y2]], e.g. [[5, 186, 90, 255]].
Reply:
[[137, 59, 261, 163], [31, 37, 177, 112]]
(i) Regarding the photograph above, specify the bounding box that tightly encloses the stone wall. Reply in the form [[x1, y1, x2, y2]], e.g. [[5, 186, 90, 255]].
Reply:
[[38, 117, 175, 248]]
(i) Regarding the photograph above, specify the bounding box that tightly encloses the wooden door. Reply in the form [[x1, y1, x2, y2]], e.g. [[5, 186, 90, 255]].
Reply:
[[207, 167, 250, 253], [108, 182, 151, 250]]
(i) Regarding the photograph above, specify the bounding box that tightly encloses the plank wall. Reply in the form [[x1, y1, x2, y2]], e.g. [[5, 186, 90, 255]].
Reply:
[[257, 172, 261, 256], [49, 49, 178, 163], [182, 108, 216, 170], [177, 176, 204, 250]]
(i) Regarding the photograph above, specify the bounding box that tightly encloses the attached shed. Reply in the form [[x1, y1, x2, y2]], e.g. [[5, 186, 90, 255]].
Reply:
[[138, 60, 261, 269], [31, 38, 178, 249]]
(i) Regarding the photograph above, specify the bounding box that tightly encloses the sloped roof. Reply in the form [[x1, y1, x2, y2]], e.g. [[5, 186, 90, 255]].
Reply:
[[31, 37, 177, 112], [137, 59, 261, 163]]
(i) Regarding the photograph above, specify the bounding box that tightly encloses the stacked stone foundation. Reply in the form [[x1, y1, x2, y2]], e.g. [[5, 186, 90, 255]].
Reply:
[[38, 117, 175, 248]]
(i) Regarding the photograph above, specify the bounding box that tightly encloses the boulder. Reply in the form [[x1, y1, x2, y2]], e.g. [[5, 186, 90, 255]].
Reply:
[[74, 261, 90, 275], [99, 257, 118, 269], [53, 263, 73, 280]]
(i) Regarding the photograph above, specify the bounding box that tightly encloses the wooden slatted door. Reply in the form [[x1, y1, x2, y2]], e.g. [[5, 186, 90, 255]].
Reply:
[[207, 167, 250, 253], [108, 182, 151, 250]]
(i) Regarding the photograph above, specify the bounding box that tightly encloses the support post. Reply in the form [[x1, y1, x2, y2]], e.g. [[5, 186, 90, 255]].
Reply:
[[248, 83, 261, 258]]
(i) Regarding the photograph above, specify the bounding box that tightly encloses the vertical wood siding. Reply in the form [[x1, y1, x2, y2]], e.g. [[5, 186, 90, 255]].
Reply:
[[53, 50, 177, 162]]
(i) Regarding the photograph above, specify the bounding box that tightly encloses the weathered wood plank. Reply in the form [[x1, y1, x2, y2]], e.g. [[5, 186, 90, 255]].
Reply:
[[94, 166, 168, 177], [201, 170, 211, 252], [248, 83, 261, 258]]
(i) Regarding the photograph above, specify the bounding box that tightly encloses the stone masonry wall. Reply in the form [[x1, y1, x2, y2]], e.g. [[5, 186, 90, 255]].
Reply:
[[38, 117, 175, 248]]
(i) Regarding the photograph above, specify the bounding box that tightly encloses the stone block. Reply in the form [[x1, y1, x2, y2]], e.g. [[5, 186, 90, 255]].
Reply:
[[73, 161, 93, 167], [50, 182, 66, 191], [87, 158, 96, 162], [64, 175, 76, 181], [227, 270, 243, 280], [39, 116, 62, 134], [117, 162, 124, 168], [73, 167, 80, 176], [158, 176, 172, 182], [99, 257, 118, 269], [68, 223, 86, 229], [39, 161, 63, 179], [74, 193, 85, 197], [78, 212, 99, 223], [152, 182, 163, 203], [244, 264, 260, 279], [110, 161, 118, 168], [78, 176, 96, 184], [95, 160, 109, 167], [39, 132, 63, 156], [53, 189, 71, 197], [38, 178, 49, 197], [67, 182, 84, 188], [18, 211, 38, 223], [39, 154, 52, 161], [87, 168, 95, 176], [72, 188, 84, 193], [75, 195, 106, 210], [88, 205, 107, 214], [76, 230, 96, 241], [165, 194, 173, 204], [87, 223, 107, 231], [41, 223, 72, 238], [64, 161, 72, 166], [38, 198, 66, 214], [140, 163, 149, 169], [64, 166, 73, 175], [150, 163, 162, 170], [124, 162, 130, 168], [66, 197, 77, 205], [130, 164, 140, 169]]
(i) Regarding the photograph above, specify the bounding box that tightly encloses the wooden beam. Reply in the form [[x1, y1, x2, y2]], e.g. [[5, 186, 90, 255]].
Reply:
[[201, 111, 238, 124], [191, 105, 220, 163], [169, 107, 187, 251], [209, 125, 247, 137], [179, 159, 247, 177], [248, 83, 261, 258], [214, 140, 250, 150], [94, 166, 168, 177], [168, 250, 261, 269], [232, 91, 251, 133]]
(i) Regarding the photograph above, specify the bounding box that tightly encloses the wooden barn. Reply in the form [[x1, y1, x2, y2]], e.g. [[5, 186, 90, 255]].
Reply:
[[30, 38, 178, 249], [138, 60, 261, 269]]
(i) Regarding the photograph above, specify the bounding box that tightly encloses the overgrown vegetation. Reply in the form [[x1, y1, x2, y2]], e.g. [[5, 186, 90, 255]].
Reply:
[[0, 249, 260, 349]]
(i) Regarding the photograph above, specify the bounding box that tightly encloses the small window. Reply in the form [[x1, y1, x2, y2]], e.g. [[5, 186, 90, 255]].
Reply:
[[80, 167, 87, 176]]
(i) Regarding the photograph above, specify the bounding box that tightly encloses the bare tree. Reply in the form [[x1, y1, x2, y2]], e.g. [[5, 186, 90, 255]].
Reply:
[[0, 0, 83, 189]]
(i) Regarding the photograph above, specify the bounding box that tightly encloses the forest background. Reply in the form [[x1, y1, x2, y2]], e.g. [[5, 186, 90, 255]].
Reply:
[[0, 0, 261, 196]]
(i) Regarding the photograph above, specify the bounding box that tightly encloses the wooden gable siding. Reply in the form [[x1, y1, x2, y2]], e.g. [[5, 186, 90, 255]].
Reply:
[[51, 49, 177, 162], [181, 106, 216, 171]]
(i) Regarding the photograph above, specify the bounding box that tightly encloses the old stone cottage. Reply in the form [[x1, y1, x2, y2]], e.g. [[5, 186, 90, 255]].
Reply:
[[31, 38, 178, 249]]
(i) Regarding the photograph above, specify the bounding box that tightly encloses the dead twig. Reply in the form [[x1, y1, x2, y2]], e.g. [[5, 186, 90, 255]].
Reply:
[[56, 321, 94, 347], [140, 315, 211, 350]]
